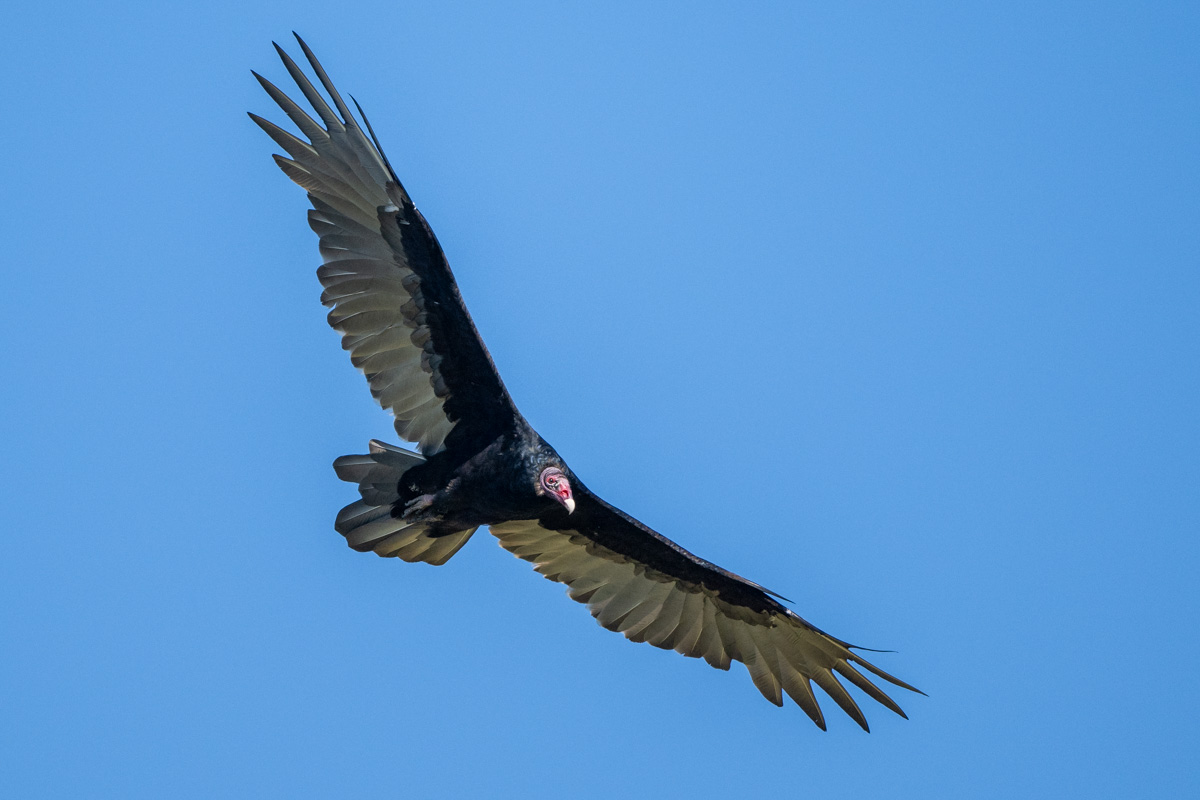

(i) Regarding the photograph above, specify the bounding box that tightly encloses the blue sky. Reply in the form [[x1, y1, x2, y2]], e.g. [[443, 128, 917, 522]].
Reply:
[[3, 1, 1198, 797]]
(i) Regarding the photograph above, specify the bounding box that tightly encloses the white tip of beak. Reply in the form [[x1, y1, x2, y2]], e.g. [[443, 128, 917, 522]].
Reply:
[[564, 497, 576, 515]]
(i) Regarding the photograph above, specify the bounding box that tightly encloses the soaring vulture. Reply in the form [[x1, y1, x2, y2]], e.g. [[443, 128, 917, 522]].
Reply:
[[250, 35, 922, 731]]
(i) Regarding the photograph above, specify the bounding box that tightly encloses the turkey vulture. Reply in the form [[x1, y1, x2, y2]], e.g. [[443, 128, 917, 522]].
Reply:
[[250, 35, 923, 731]]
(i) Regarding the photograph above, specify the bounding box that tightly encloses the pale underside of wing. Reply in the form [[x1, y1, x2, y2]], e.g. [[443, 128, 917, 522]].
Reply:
[[250, 39, 457, 453], [489, 519, 921, 731]]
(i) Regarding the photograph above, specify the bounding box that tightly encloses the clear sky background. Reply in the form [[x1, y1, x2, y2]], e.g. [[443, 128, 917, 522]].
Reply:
[[3, 2, 1198, 797]]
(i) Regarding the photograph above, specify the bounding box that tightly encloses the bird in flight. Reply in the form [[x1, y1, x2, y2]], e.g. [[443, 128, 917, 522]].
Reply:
[[250, 34, 922, 731]]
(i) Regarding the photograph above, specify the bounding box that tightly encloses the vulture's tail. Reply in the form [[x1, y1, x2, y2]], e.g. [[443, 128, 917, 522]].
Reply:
[[331, 440, 478, 565]]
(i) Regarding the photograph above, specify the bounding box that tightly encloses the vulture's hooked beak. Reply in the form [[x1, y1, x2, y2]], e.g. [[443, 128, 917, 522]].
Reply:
[[564, 496, 576, 515]]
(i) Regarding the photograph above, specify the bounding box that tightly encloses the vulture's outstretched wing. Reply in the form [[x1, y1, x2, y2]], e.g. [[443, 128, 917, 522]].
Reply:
[[250, 36, 518, 455], [490, 490, 923, 731]]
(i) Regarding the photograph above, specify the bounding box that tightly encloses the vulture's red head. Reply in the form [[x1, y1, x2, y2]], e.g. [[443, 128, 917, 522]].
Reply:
[[539, 467, 575, 514]]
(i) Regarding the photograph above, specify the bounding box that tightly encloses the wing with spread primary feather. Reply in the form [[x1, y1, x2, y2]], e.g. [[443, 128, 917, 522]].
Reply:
[[490, 489, 923, 731], [250, 36, 519, 455]]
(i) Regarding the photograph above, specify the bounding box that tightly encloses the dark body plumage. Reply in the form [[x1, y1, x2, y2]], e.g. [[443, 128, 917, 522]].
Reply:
[[399, 421, 564, 533], [252, 35, 923, 731]]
